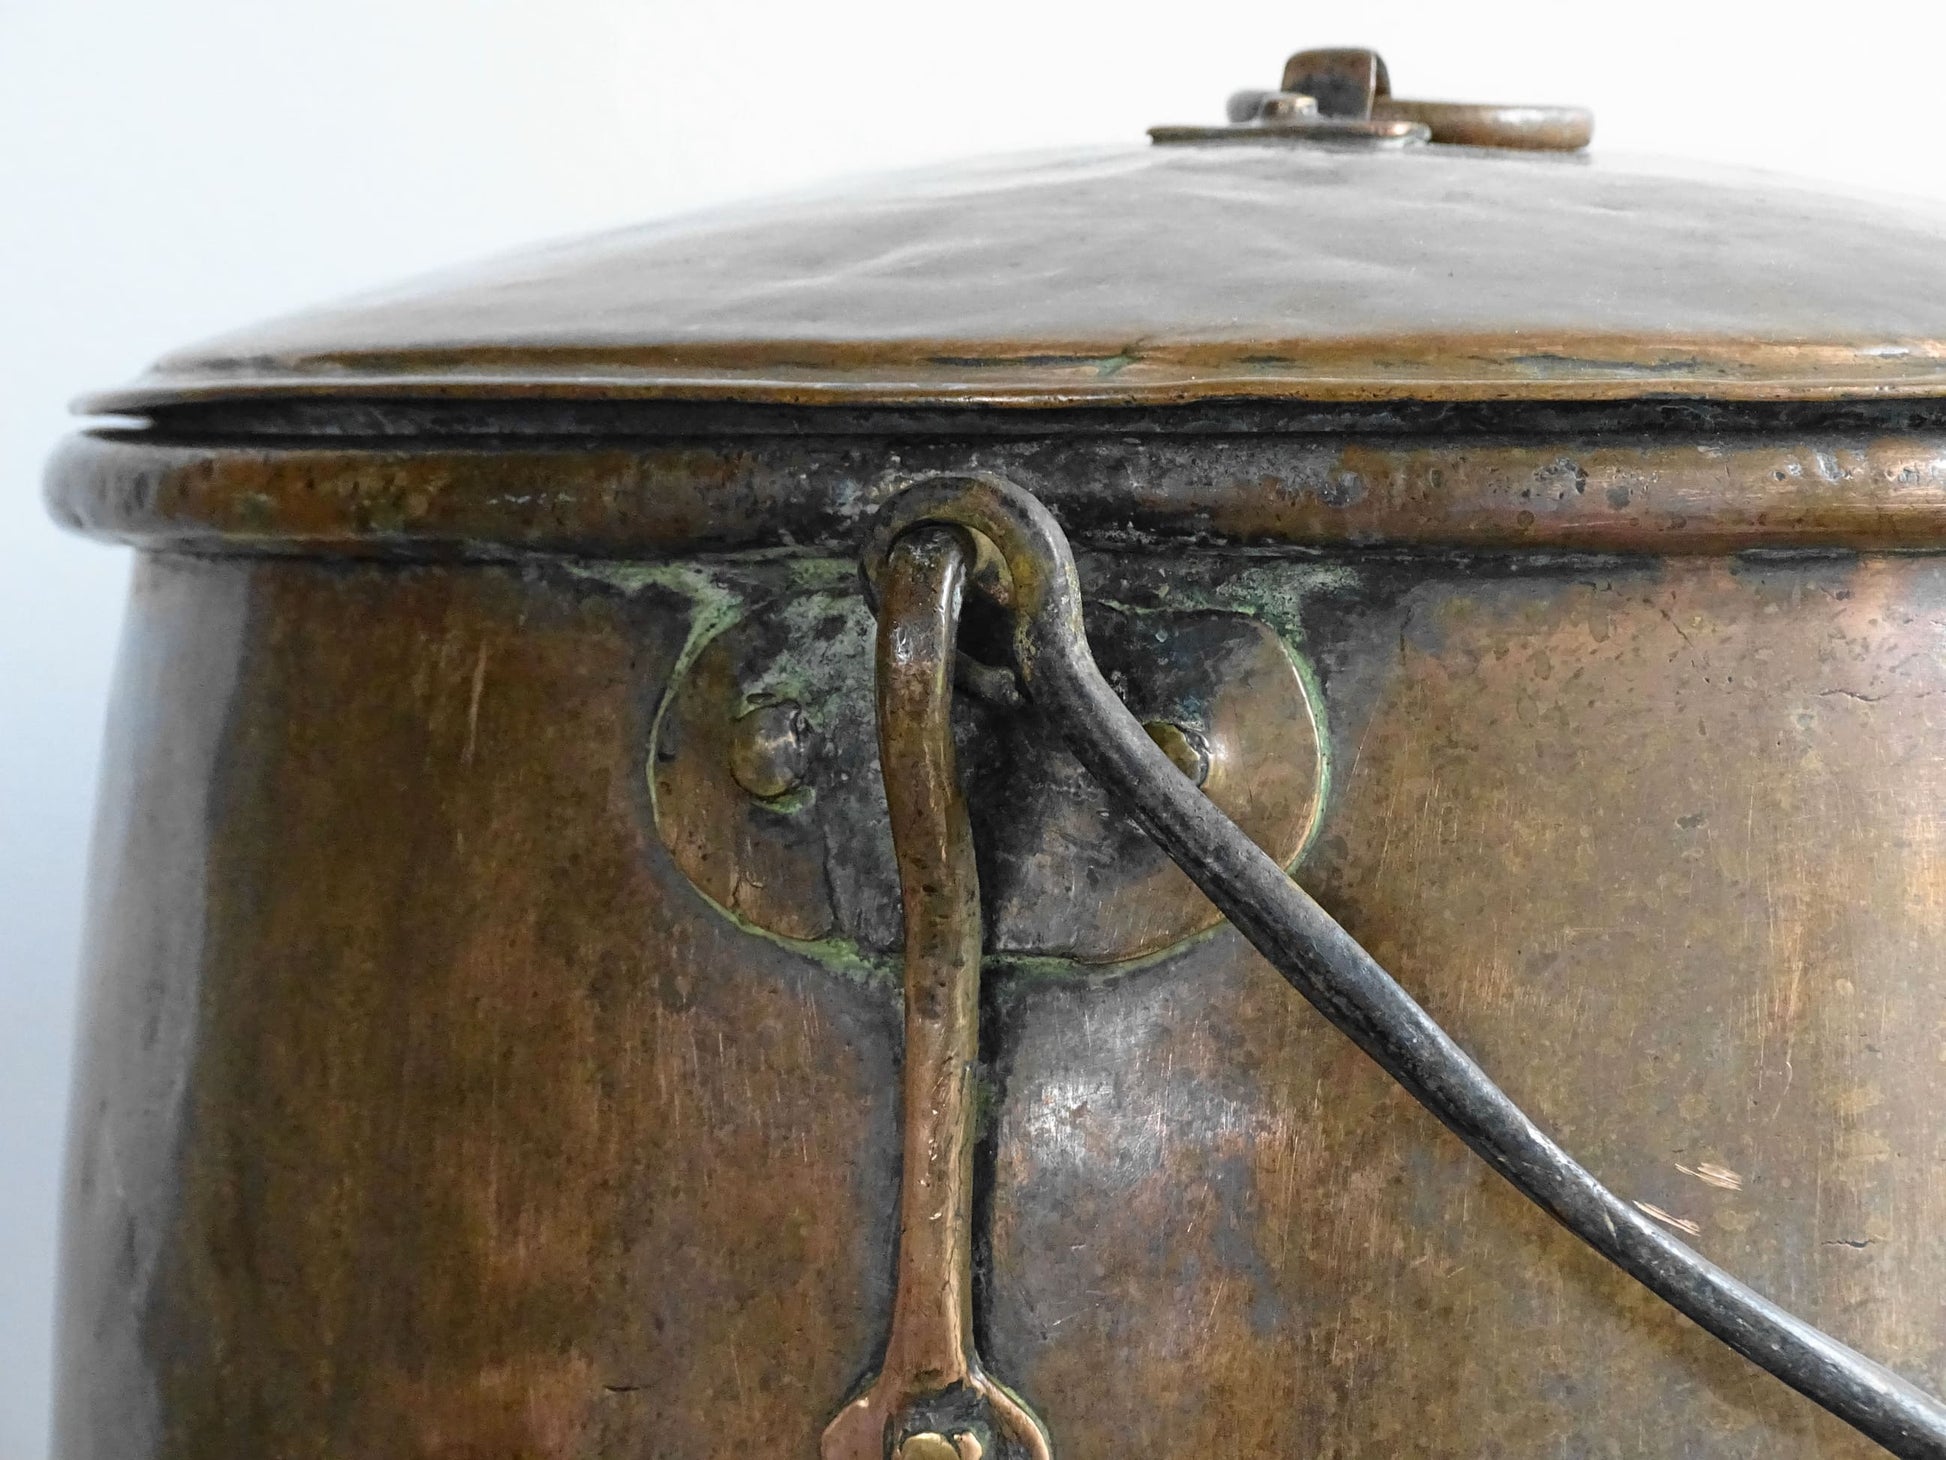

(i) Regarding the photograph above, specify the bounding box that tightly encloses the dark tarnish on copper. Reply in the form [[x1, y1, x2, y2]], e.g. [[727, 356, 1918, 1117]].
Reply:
[[49, 416, 1946, 561], [47, 40, 1946, 1460], [822, 527, 1050, 1460], [55, 522, 1946, 1459], [864, 474, 1946, 1460], [648, 579, 1321, 965]]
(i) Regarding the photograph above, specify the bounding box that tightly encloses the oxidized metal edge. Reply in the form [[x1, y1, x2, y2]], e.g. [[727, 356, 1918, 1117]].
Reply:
[[47, 428, 1946, 557], [649, 583, 1324, 965]]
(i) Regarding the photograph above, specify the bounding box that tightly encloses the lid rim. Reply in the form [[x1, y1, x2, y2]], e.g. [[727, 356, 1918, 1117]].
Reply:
[[78, 348, 1946, 417]]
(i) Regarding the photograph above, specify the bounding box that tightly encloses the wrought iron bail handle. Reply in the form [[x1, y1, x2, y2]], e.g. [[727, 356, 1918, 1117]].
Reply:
[[862, 474, 1946, 1460]]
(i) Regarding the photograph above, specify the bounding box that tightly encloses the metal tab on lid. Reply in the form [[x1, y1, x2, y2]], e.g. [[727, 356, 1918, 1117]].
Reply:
[[1151, 45, 1593, 151]]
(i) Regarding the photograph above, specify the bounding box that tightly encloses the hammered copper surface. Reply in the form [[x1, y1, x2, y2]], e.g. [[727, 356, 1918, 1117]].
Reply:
[[48, 34, 1946, 1456], [79, 146, 1946, 412], [989, 552, 1946, 1458], [56, 555, 902, 1459], [57, 545, 1946, 1458]]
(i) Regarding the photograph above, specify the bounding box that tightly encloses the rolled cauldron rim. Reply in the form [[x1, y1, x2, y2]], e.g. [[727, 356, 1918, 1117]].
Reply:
[[45, 399, 1946, 559]]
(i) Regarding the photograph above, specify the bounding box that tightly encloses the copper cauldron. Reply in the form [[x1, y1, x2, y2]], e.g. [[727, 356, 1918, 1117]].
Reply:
[[47, 46, 1946, 1460]]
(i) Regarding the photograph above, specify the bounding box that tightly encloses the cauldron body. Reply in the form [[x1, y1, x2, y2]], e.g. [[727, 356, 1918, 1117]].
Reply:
[[48, 124, 1946, 1459]]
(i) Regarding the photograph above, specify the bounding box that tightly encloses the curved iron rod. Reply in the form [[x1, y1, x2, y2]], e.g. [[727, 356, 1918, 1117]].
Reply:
[[864, 473, 1946, 1460]]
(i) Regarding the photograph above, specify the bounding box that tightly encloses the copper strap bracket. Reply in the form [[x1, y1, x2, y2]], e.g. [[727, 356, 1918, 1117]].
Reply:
[[821, 526, 1051, 1460], [649, 569, 1322, 966]]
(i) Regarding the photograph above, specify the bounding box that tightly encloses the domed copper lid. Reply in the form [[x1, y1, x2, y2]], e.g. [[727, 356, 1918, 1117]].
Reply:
[[78, 48, 1946, 414]]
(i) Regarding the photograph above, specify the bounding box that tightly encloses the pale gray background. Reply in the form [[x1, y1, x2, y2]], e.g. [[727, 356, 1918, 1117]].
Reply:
[[6, 1, 1946, 1452]]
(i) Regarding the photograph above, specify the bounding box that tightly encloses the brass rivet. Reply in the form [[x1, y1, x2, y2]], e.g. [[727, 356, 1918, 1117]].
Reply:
[[1144, 720, 1211, 787], [1256, 90, 1320, 121], [896, 1435, 960, 1460], [727, 700, 809, 800]]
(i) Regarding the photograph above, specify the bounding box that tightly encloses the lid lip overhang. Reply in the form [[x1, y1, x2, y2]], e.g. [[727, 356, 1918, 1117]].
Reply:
[[73, 339, 1946, 418], [78, 377, 1946, 418]]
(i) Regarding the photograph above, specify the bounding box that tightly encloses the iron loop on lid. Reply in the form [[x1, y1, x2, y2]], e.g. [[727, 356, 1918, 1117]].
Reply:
[[1154, 45, 1592, 150]]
